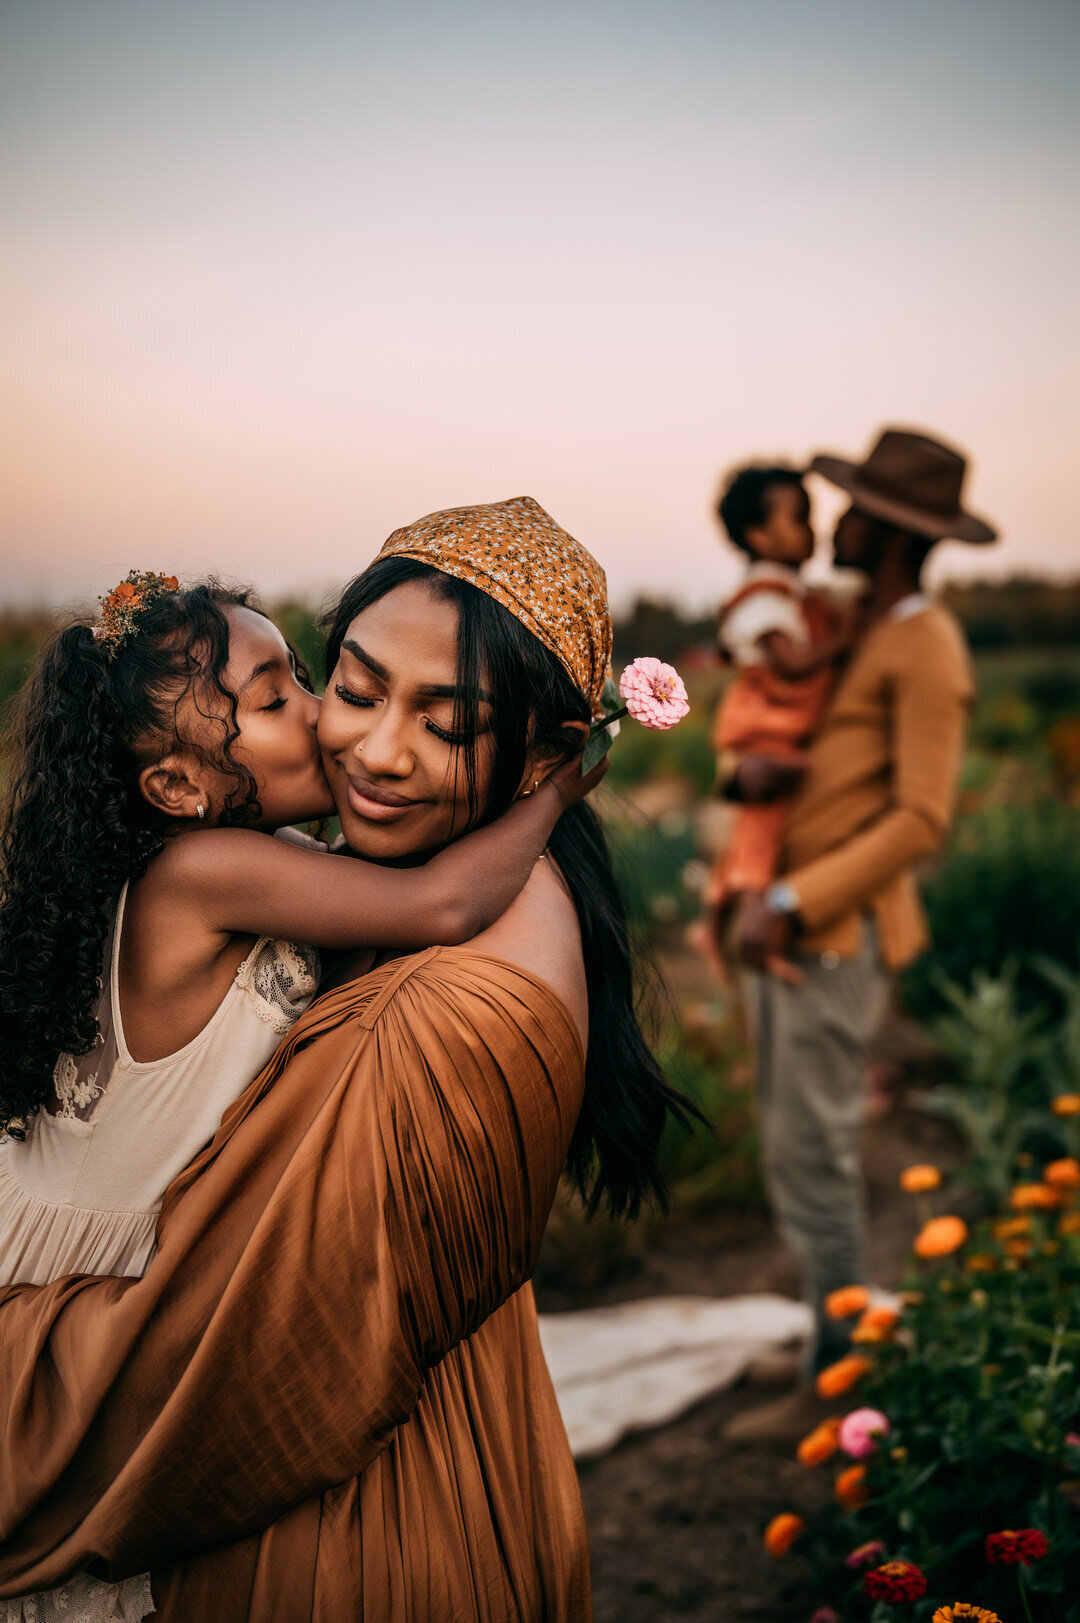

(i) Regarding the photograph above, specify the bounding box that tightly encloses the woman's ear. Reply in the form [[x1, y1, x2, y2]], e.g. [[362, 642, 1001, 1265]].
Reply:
[[138, 753, 212, 822], [518, 719, 590, 796]]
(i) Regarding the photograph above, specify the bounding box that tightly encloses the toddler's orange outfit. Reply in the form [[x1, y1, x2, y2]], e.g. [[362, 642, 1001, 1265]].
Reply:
[[708, 563, 842, 908]]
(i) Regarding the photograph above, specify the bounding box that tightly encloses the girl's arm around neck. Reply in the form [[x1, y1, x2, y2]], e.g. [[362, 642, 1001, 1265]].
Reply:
[[153, 767, 599, 952]]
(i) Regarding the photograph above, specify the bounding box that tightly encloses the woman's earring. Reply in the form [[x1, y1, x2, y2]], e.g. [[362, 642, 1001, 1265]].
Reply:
[[196, 803, 206, 820]]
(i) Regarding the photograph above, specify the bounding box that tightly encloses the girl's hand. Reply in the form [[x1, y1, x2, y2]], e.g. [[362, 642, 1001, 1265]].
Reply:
[[547, 751, 609, 812]]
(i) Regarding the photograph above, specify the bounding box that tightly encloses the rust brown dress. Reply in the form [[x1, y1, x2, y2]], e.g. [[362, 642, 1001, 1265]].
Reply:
[[0, 947, 590, 1622]]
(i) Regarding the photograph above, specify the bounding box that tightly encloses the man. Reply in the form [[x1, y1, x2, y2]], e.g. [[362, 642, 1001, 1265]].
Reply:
[[726, 426, 997, 1440]]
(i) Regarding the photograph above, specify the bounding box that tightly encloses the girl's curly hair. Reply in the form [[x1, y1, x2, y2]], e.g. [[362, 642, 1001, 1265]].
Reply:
[[0, 580, 309, 1129]]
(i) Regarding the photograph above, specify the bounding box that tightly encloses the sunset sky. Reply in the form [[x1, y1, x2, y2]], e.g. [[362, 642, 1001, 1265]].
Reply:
[[2, 0, 1077, 612]]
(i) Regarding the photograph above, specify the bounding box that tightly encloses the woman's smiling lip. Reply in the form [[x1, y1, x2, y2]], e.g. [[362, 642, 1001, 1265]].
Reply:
[[344, 773, 420, 823]]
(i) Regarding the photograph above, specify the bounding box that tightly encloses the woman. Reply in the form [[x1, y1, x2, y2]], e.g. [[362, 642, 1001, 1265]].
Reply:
[[0, 498, 685, 1620]]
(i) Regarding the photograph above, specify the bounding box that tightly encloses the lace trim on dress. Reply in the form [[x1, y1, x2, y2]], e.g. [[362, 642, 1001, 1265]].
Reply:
[[1, 1571, 154, 1622], [235, 939, 319, 1036]]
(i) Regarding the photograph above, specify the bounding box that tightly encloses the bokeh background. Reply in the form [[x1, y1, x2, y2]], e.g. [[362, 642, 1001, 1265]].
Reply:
[[2, 0, 1078, 609], [4, 4, 1080, 1620]]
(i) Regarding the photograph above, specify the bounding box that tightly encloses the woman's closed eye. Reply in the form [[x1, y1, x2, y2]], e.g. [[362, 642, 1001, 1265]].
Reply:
[[334, 682, 376, 709], [261, 694, 287, 712]]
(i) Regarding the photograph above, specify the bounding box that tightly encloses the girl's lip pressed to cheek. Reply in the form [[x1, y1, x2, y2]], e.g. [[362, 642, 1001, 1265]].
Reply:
[[344, 773, 420, 823]]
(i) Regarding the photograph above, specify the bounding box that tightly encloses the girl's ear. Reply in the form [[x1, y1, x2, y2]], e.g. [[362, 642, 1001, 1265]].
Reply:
[[138, 753, 211, 822], [518, 719, 590, 796]]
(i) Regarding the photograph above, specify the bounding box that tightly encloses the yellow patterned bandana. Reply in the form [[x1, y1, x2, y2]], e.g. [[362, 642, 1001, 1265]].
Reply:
[[376, 496, 613, 715]]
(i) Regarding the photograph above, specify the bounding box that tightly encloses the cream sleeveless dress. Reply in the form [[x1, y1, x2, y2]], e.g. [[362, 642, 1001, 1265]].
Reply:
[[0, 876, 320, 1623]]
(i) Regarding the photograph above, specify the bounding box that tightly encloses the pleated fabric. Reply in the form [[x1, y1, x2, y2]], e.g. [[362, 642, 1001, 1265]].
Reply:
[[0, 947, 590, 1622]]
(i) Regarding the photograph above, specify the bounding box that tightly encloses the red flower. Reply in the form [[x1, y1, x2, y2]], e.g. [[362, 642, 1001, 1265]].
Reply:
[[863, 1561, 928, 1602], [985, 1528, 1048, 1566]]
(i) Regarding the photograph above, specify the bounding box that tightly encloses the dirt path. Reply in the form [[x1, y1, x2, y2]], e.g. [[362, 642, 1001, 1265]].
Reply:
[[538, 1072, 957, 1621]]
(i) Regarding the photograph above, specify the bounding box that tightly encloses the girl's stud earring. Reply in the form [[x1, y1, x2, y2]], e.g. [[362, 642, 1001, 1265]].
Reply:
[[196, 803, 206, 820]]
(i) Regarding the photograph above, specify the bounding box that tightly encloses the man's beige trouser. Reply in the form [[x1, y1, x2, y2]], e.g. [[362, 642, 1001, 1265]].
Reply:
[[750, 924, 890, 1373]]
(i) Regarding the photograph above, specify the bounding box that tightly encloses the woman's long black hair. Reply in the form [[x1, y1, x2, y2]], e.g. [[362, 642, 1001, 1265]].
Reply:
[[323, 557, 692, 1220], [0, 582, 309, 1130]]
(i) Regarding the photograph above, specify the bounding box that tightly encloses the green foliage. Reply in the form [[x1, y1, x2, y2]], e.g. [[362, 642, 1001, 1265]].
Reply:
[[607, 811, 700, 927], [804, 1216, 1080, 1622], [914, 958, 1080, 1211], [904, 803, 1080, 1022], [920, 968, 1053, 1209], [536, 1014, 763, 1294]]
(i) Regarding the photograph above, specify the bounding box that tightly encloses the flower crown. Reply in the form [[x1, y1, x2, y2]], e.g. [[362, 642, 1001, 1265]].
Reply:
[[93, 570, 180, 655]]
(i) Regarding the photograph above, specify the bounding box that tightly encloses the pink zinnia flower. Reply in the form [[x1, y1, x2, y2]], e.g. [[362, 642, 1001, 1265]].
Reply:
[[839, 1407, 890, 1461], [846, 1540, 886, 1570], [619, 657, 689, 731]]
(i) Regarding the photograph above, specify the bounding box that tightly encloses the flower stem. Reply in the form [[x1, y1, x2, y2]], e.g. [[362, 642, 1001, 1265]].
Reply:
[[1017, 1567, 1036, 1623], [589, 705, 628, 736]]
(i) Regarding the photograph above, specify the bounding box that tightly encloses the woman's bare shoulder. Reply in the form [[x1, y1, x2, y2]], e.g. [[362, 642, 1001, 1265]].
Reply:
[[466, 858, 588, 1050]]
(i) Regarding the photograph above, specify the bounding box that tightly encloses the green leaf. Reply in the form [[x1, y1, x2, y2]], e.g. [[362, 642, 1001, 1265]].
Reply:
[[581, 725, 615, 774]]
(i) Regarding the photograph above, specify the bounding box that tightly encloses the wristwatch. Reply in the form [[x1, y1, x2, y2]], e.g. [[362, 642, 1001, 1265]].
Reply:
[[764, 881, 801, 917]]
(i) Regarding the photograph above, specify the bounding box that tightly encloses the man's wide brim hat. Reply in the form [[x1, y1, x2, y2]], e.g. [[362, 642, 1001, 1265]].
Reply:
[[809, 427, 997, 545]]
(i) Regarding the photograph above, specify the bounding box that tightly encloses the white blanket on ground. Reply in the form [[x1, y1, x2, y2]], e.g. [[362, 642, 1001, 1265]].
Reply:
[[538, 1293, 812, 1459]]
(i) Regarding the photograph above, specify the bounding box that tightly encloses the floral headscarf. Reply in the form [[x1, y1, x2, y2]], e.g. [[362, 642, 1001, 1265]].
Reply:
[[376, 496, 613, 715]]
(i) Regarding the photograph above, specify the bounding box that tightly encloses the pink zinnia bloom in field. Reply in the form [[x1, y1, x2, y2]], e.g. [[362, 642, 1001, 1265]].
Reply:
[[846, 1540, 886, 1570], [619, 657, 690, 731], [839, 1407, 890, 1460]]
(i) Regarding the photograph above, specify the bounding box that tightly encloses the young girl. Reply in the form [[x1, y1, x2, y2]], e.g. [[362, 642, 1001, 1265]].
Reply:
[[0, 571, 598, 1285]]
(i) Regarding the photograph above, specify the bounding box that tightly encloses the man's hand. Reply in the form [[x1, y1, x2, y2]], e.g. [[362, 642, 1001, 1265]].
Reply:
[[735, 890, 794, 971], [734, 753, 807, 803]]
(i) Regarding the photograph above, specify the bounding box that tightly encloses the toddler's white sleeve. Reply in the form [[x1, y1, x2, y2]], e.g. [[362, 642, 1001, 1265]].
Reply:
[[720, 590, 809, 667]]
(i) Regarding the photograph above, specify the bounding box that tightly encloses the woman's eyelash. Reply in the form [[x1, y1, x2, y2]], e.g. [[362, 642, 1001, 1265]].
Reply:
[[424, 719, 470, 746], [334, 683, 375, 708], [262, 696, 286, 712]]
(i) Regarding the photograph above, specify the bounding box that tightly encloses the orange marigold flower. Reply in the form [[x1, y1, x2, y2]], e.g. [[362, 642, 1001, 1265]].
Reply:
[[914, 1215, 968, 1258], [815, 1355, 873, 1399], [1044, 1157, 1080, 1190], [834, 1463, 870, 1509], [932, 1606, 1002, 1622], [863, 1561, 927, 1602], [985, 1528, 1048, 1566], [963, 1254, 996, 1272], [797, 1417, 841, 1467], [851, 1305, 900, 1344], [900, 1164, 941, 1192], [824, 1285, 870, 1320], [1010, 1183, 1061, 1212], [993, 1215, 1031, 1240], [1059, 1211, 1080, 1235], [1003, 1236, 1032, 1259], [1052, 1093, 1080, 1116], [763, 1512, 804, 1556]]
